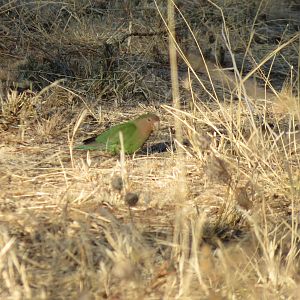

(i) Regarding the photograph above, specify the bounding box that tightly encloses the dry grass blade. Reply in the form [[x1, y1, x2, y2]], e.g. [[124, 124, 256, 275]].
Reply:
[[69, 109, 88, 167]]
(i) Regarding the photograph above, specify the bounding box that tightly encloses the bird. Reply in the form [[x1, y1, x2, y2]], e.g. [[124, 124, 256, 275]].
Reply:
[[74, 113, 160, 154]]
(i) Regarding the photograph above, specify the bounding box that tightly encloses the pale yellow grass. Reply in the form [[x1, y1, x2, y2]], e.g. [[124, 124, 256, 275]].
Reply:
[[1, 0, 300, 299], [1, 58, 300, 300]]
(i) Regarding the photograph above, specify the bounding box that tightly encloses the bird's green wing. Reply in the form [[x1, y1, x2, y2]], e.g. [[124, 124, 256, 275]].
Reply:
[[96, 122, 138, 153], [75, 122, 138, 154]]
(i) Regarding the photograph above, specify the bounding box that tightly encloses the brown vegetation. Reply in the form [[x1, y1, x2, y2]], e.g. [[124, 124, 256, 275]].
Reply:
[[0, 0, 300, 299]]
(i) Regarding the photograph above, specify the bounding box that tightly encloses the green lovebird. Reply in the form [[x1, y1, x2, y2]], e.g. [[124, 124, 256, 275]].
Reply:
[[74, 113, 160, 154]]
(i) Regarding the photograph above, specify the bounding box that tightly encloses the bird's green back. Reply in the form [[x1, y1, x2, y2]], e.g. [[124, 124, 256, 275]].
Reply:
[[75, 121, 141, 154]]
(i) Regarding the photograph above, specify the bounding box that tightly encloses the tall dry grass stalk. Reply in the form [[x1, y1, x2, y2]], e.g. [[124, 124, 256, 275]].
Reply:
[[167, 0, 187, 202]]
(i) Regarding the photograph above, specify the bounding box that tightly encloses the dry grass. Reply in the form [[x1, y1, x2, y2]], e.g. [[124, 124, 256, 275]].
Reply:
[[1, 0, 300, 299]]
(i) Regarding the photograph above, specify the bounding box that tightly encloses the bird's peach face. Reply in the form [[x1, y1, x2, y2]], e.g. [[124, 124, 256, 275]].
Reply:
[[147, 115, 160, 130]]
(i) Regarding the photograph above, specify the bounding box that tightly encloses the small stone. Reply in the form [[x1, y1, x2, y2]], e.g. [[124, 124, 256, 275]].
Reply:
[[125, 192, 139, 207], [111, 175, 123, 191]]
